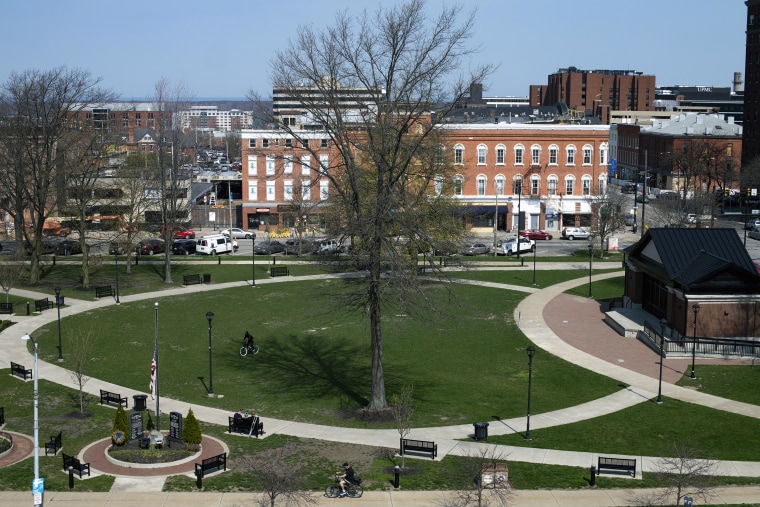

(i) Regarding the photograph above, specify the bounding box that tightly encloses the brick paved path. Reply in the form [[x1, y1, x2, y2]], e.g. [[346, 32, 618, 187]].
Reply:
[[0, 431, 34, 468]]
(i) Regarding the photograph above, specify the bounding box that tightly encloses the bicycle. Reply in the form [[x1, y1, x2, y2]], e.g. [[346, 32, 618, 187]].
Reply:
[[239, 331, 260, 357], [324, 475, 363, 498]]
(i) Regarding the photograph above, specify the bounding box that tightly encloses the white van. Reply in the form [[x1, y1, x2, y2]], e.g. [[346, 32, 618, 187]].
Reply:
[[196, 234, 233, 255]]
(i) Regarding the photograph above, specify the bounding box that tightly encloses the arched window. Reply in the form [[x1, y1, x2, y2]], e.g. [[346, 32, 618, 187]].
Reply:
[[599, 142, 608, 166], [565, 175, 576, 195], [477, 144, 487, 165], [514, 144, 525, 165], [494, 175, 506, 195], [566, 145, 576, 166], [582, 144, 593, 165], [548, 144, 559, 165], [530, 144, 541, 165], [598, 174, 607, 195], [476, 174, 486, 196], [453, 175, 464, 196], [547, 174, 558, 196], [530, 174, 541, 195], [581, 174, 592, 195], [495, 144, 506, 165], [513, 175, 523, 195], [454, 144, 464, 165]]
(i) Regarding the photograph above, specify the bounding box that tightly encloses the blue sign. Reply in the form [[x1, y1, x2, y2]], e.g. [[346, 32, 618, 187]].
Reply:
[[32, 478, 44, 494]]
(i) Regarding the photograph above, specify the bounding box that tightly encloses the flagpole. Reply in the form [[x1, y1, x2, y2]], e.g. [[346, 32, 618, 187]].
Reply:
[[154, 302, 160, 432]]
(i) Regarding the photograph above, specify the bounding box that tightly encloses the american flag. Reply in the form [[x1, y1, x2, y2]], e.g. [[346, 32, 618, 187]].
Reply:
[[149, 347, 157, 400]]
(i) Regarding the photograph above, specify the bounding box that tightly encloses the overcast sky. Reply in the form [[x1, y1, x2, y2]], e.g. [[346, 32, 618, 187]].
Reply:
[[1, 0, 747, 100]]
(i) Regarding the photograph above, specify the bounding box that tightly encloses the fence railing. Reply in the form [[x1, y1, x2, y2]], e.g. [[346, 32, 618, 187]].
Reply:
[[642, 320, 760, 359]]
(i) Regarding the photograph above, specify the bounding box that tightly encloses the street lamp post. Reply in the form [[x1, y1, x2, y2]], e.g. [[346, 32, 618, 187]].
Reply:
[[115, 252, 120, 304], [587, 243, 593, 298], [154, 302, 160, 431], [55, 287, 63, 361], [21, 334, 42, 506], [251, 236, 256, 287], [691, 303, 700, 379], [493, 180, 502, 257], [206, 311, 214, 396], [657, 318, 667, 404], [532, 238, 537, 286], [517, 182, 523, 266], [525, 345, 536, 440]]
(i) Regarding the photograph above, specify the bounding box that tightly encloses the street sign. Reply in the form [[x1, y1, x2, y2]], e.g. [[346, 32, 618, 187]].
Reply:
[[32, 477, 44, 506]]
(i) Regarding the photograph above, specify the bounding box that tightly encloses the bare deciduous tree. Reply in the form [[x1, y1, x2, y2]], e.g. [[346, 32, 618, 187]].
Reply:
[[442, 446, 513, 507], [587, 189, 629, 256], [0, 253, 25, 303], [390, 384, 415, 468], [66, 327, 96, 413], [259, 0, 491, 411], [642, 441, 719, 507], [237, 444, 318, 507]]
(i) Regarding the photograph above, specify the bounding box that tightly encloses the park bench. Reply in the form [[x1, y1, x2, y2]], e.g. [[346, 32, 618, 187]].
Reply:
[[0, 406, 4, 426], [597, 456, 637, 477], [34, 298, 54, 313], [62, 452, 90, 477], [0, 302, 13, 314], [99, 389, 128, 408], [10, 361, 32, 380], [45, 431, 62, 456], [400, 438, 437, 459], [270, 266, 289, 277], [443, 258, 463, 267], [228, 414, 264, 437], [195, 452, 226, 478], [94, 285, 114, 299], [183, 273, 202, 286]]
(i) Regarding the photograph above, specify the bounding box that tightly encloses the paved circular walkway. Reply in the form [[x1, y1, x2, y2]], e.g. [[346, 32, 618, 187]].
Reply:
[[0, 431, 34, 468]]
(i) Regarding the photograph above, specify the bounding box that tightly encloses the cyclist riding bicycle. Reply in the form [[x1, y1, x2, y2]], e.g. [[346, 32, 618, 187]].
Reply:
[[336, 462, 356, 497], [243, 331, 254, 348]]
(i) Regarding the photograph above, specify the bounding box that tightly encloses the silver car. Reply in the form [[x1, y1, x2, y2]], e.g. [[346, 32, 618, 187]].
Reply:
[[221, 228, 256, 239], [461, 242, 490, 255]]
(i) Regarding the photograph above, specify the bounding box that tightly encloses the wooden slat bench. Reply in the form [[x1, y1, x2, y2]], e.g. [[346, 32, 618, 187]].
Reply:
[[195, 452, 226, 478], [94, 285, 114, 299], [34, 298, 54, 313], [62, 452, 90, 477], [10, 361, 32, 380], [0, 302, 13, 314], [400, 438, 437, 459], [183, 274, 202, 286], [99, 389, 128, 408], [597, 456, 636, 477], [45, 431, 62, 456], [270, 266, 289, 277]]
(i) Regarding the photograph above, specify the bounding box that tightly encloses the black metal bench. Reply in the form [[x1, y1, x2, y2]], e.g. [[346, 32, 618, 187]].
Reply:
[[94, 285, 114, 299], [270, 266, 289, 277], [62, 452, 90, 477], [10, 361, 32, 380], [195, 452, 226, 478], [0, 406, 4, 426], [0, 302, 13, 314], [45, 431, 62, 456], [228, 414, 264, 437], [597, 456, 637, 477], [183, 274, 202, 286], [99, 389, 128, 408], [443, 258, 463, 267], [400, 438, 437, 459], [34, 298, 53, 313]]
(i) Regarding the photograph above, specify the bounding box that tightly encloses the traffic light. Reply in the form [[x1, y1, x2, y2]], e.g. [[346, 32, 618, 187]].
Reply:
[[724, 188, 729, 196]]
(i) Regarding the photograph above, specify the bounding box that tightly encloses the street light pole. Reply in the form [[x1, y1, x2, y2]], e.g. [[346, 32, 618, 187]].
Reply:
[[525, 345, 536, 440], [657, 319, 666, 404], [251, 236, 256, 287], [154, 302, 160, 431], [587, 244, 593, 298], [517, 182, 523, 266], [493, 180, 502, 257], [206, 311, 215, 396], [691, 303, 700, 379], [55, 287, 63, 361], [532, 238, 537, 286], [115, 253, 120, 304], [21, 334, 42, 506]]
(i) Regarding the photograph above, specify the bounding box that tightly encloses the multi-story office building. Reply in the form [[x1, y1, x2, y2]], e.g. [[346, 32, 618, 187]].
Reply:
[[744, 0, 760, 165], [181, 105, 253, 132]]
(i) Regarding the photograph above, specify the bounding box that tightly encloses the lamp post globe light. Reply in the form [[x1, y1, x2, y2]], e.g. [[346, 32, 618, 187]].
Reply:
[[525, 345, 536, 440], [21, 333, 42, 506], [691, 303, 700, 379], [493, 179, 503, 257], [55, 287, 63, 361], [206, 311, 214, 396]]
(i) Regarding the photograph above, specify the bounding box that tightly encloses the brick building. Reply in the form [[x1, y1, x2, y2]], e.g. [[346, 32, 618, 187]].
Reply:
[[744, 0, 760, 165]]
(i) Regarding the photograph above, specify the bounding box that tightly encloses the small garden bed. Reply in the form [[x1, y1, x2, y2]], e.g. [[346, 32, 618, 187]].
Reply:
[[108, 439, 195, 464]]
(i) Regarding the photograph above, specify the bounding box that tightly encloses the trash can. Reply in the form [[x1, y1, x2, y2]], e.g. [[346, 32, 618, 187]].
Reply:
[[203, 273, 211, 284], [473, 421, 489, 441], [55, 296, 65, 306], [133, 394, 148, 411]]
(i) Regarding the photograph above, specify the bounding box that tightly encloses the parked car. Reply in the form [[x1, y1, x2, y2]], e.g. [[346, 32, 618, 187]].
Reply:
[[520, 229, 553, 241], [561, 227, 590, 240], [254, 240, 285, 255], [172, 239, 197, 255], [315, 239, 344, 254], [461, 242, 490, 255], [635, 194, 652, 203], [221, 227, 256, 239], [746, 218, 760, 230], [54, 239, 82, 256], [499, 236, 535, 256], [109, 241, 132, 255], [749, 227, 760, 241], [284, 239, 310, 255], [196, 234, 233, 255], [135, 238, 166, 256], [162, 225, 195, 239]]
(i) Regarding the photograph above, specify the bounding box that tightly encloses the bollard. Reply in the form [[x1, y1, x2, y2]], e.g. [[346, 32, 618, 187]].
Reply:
[[68, 466, 74, 489], [272, 256, 276, 265], [196, 470, 203, 489], [590, 465, 596, 487], [53, 255, 56, 266], [393, 465, 400, 489], [26, 301, 30, 316], [218, 256, 221, 265], [135, 255, 139, 266]]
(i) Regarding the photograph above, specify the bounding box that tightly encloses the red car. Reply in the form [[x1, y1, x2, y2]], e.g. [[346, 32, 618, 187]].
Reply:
[[520, 229, 553, 240], [162, 226, 196, 239]]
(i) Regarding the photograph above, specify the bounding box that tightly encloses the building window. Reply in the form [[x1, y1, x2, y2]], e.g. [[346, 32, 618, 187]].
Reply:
[[598, 176, 606, 195], [302, 155, 311, 174], [531, 145, 541, 165], [496, 145, 505, 165], [513, 177, 523, 195], [285, 138, 293, 148], [266, 182, 275, 201], [567, 146, 576, 165], [454, 175, 463, 196], [600, 144, 608, 165], [547, 176, 558, 196], [549, 145, 558, 165], [135, 113, 141, 127], [515, 145, 524, 165], [284, 156, 293, 174], [454, 144, 464, 165], [247, 155, 257, 176], [583, 145, 592, 165], [302, 138, 310, 149], [531, 176, 540, 195], [321, 138, 328, 148], [248, 183, 257, 201], [320, 180, 329, 200], [262, 138, 270, 148], [565, 176, 575, 195], [284, 180, 293, 201], [477, 176, 486, 196], [248, 139, 257, 149], [319, 154, 329, 171], [477, 144, 487, 165], [266, 155, 275, 175], [582, 177, 591, 195], [122, 113, 129, 128], [302, 179, 311, 200]]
